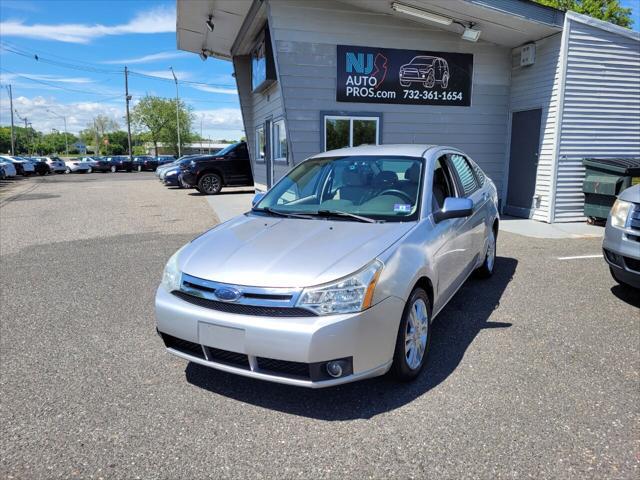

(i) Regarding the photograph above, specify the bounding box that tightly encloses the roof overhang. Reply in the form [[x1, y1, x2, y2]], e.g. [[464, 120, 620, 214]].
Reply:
[[176, 0, 566, 60]]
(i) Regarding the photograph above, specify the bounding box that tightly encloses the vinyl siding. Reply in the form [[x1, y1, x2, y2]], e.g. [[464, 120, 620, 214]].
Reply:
[[554, 18, 640, 222], [509, 34, 562, 222], [267, 0, 512, 196]]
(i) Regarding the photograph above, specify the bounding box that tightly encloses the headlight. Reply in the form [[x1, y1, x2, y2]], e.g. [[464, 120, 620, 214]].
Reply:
[[610, 199, 633, 228], [161, 245, 188, 292], [296, 260, 384, 315]]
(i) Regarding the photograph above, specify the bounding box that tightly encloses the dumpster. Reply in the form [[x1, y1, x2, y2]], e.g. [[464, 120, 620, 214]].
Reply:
[[582, 158, 640, 223]]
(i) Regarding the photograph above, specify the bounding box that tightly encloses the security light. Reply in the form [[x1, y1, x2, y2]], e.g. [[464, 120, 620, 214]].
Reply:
[[461, 26, 481, 42], [206, 15, 214, 32], [391, 2, 453, 26]]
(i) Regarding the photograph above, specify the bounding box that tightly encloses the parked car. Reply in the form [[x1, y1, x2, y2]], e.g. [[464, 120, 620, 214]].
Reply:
[[40, 156, 67, 174], [29, 157, 51, 176], [399, 56, 449, 89], [156, 155, 176, 166], [87, 157, 114, 173], [106, 156, 133, 172], [179, 142, 253, 195], [1, 156, 35, 176], [64, 159, 91, 173], [162, 166, 182, 187], [134, 156, 158, 171], [157, 155, 198, 180], [0, 159, 17, 177], [603, 184, 640, 290], [80, 156, 101, 173], [0, 164, 5, 180], [155, 144, 500, 388]]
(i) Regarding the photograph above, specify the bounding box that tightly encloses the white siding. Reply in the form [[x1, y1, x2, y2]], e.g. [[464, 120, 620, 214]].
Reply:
[[267, 0, 512, 195], [554, 17, 640, 222], [509, 34, 562, 222]]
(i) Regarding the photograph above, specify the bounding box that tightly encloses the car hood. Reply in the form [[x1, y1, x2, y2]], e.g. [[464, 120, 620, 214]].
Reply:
[[179, 214, 415, 288]]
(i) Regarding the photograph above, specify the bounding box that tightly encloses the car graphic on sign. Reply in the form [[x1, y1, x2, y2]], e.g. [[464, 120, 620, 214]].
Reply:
[[399, 56, 449, 89]]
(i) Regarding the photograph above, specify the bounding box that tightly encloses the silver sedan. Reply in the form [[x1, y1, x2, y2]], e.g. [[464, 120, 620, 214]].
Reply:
[[155, 144, 500, 387]]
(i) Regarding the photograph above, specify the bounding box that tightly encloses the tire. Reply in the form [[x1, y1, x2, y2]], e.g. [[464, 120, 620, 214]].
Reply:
[[390, 288, 432, 381], [198, 173, 222, 195], [110, 165, 117, 173], [136, 165, 142, 172], [87, 167, 92, 174], [65, 167, 71, 174], [441, 73, 449, 89], [37, 171, 45, 176], [474, 227, 497, 278], [424, 72, 435, 89]]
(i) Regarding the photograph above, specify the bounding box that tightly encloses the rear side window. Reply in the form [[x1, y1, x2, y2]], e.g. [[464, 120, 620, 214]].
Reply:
[[468, 158, 486, 186], [449, 154, 479, 196]]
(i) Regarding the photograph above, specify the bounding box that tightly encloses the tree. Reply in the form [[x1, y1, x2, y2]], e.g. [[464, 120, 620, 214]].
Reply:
[[81, 115, 119, 155], [534, 0, 633, 27], [131, 95, 193, 156]]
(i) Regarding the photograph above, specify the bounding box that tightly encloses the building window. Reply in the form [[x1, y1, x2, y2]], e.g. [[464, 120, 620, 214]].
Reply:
[[324, 115, 379, 151], [273, 119, 287, 163], [256, 126, 265, 163]]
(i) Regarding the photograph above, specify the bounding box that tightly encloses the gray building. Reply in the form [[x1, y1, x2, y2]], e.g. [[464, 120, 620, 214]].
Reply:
[[176, 0, 639, 223]]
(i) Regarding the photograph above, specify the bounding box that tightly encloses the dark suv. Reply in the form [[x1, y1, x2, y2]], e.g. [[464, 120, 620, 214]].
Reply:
[[107, 156, 133, 172], [399, 56, 449, 89], [180, 142, 253, 195]]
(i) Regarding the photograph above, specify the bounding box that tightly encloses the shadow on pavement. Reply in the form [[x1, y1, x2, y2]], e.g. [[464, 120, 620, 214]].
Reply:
[[610, 284, 640, 308], [187, 189, 254, 197], [186, 256, 517, 420]]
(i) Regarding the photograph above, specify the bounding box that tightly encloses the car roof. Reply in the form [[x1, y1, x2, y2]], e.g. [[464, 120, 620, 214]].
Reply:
[[311, 144, 439, 159]]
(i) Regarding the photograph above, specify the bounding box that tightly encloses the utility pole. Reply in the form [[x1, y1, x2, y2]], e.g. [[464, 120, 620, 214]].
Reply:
[[200, 115, 203, 153], [124, 66, 133, 163], [27, 122, 34, 155], [94, 119, 99, 156], [169, 66, 181, 157], [6, 85, 15, 155], [15, 110, 29, 155], [47, 109, 69, 156]]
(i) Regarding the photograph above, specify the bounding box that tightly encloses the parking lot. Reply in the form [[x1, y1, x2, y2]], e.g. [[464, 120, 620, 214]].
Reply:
[[1, 173, 638, 479]]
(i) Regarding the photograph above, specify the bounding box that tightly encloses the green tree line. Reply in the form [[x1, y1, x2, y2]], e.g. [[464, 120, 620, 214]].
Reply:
[[534, 0, 633, 28]]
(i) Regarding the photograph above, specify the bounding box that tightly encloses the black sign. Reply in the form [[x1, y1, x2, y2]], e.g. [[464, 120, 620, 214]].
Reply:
[[337, 45, 473, 106]]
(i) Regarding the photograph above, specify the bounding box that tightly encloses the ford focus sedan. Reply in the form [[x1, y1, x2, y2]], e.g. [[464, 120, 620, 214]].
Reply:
[[155, 144, 499, 388]]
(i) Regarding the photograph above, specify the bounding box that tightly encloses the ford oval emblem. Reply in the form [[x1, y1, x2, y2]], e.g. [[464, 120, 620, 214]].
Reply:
[[215, 287, 241, 302]]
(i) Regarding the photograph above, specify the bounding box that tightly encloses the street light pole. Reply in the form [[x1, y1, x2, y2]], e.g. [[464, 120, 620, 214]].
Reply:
[[6, 85, 15, 155], [169, 66, 181, 157], [47, 109, 69, 156]]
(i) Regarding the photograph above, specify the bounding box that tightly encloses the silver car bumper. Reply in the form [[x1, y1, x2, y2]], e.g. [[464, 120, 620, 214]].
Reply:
[[603, 216, 640, 288], [155, 286, 404, 388]]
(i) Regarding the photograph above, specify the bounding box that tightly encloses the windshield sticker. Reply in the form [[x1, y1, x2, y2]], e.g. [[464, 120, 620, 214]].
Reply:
[[394, 204, 412, 213]]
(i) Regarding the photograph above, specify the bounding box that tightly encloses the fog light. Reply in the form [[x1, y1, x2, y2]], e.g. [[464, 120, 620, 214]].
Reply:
[[326, 361, 343, 378]]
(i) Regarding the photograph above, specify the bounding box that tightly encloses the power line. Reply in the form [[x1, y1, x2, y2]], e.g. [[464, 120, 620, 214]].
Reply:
[[0, 68, 124, 97]]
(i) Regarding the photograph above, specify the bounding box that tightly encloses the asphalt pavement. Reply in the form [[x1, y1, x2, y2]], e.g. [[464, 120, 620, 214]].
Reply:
[[1, 173, 638, 479]]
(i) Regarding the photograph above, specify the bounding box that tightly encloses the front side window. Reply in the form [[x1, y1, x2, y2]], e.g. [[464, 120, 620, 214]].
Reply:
[[255, 155, 423, 222], [449, 154, 479, 196], [255, 126, 265, 163], [324, 116, 379, 151], [273, 120, 287, 162]]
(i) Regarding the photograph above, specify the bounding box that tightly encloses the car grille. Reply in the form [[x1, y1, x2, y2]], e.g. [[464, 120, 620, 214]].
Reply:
[[624, 256, 640, 272], [629, 204, 640, 231], [256, 357, 310, 379], [205, 346, 250, 368], [172, 290, 316, 317], [161, 333, 205, 359]]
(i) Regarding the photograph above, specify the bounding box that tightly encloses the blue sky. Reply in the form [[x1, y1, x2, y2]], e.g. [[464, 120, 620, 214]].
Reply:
[[0, 0, 243, 140], [0, 0, 638, 141]]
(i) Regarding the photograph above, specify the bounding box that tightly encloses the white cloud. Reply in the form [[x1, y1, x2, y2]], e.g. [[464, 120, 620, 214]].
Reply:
[[191, 84, 238, 95], [133, 69, 191, 81], [0, 5, 175, 44], [101, 51, 191, 65], [0, 95, 124, 133], [194, 108, 244, 131], [1, 73, 94, 84]]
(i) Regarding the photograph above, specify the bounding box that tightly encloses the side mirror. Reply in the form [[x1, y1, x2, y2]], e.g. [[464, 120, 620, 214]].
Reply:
[[252, 192, 266, 206], [433, 197, 473, 223]]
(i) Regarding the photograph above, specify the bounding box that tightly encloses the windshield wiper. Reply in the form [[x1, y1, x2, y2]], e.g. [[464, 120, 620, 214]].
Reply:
[[313, 210, 379, 223], [252, 207, 313, 220]]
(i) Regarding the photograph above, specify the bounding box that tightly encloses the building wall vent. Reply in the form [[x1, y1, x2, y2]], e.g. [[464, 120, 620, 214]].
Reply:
[[520, 44, 536, 67]]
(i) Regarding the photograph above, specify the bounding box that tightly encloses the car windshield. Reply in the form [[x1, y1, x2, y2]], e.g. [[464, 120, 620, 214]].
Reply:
[[255, 155, 423, 222], [409, 57, 434, 65], [216, 143, 238, 156]]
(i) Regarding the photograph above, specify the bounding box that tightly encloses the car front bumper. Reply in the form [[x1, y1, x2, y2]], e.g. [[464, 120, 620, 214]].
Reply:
[[180, 171, 197, 187], [603, 218, 640, 288], [163, 174, 180, 186], [155, 286, 404, 388]]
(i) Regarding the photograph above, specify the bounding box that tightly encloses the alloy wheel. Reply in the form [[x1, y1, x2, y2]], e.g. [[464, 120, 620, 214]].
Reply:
[[201, 174, 221, 194], [486, 229, 496, 272], [404, 298, 429, 370]]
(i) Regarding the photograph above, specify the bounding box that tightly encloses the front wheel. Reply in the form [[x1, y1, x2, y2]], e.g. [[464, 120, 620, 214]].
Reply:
[[424, 73, 435, 89], [390, 288, 432, 381], [440, 73, 449, 89], [87, 167, 92, 174], [400, 79, 410, 87], [137, 165, 142, 172], [65, 167, 71, 174], [110, 165, 117, 173], [198, 173, 222, 195], [474, 227, 496, 278]]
